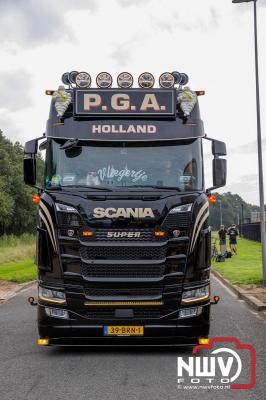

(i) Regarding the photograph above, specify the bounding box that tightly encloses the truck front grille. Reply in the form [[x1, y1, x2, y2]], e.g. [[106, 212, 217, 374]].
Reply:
[[80, 246, 167, 260], [83, 308, 169, 320], [81, 263, 165, 279], [163, 212, 191, 229], [57, 212, 82, 227], [80, 228, 160, 242], [84, 287, 162, 299]]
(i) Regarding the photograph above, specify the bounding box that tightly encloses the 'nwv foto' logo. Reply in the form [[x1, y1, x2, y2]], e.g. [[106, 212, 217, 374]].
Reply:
[[177, 338, 256, 390]]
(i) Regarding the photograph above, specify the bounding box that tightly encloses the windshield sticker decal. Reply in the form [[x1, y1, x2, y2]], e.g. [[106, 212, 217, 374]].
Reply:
[[97, 165, 148, 182]]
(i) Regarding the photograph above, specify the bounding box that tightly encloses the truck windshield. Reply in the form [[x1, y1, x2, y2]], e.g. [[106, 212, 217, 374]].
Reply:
[[45, 139, 203, 191]]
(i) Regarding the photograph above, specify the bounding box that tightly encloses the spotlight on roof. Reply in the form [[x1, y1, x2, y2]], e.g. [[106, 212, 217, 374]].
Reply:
[[172, 71, 182, 85], [159, 72, 175, 88], [96, 72, 113, 88], [117, 72, 133, 88], [138, 72, 155, 89], [61, 72, 71, 86], [68, 71, 79, 85], [75, 72, 92, 88], [180, 73, 189, 86]]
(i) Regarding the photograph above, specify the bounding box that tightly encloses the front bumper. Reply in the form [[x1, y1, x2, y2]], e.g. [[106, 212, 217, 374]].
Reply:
[[37, 303, 210, 346]]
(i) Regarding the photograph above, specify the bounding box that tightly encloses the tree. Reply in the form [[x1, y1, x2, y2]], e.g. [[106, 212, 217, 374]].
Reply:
[[0, 130, 44, 235], [209, 192, 259, 230]]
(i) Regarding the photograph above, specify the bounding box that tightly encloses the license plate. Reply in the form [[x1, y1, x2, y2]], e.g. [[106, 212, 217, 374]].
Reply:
[[104, 326, 144, 336]]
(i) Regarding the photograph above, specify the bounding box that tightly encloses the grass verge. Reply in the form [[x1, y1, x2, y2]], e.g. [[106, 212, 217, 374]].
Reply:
[[212, 233, 262, 285], [0, 234, 37, 283], [0, 259, 36, 283]]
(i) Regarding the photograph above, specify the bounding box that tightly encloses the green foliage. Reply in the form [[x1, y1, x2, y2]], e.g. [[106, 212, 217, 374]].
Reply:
[[212, 233, 262, 285], [0, 234, 35, 264], [0, 259, 36, 283], [209, 192, 259, 230], [0, 130, 44, 235]]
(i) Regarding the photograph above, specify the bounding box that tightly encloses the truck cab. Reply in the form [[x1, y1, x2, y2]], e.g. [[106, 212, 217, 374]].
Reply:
[[24, 71, 226, 345]]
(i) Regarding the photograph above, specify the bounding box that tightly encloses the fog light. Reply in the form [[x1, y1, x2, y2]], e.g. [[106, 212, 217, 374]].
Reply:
[[45, 307, 69, 319], [179, 307, 202, 319], [37, 338, 50, 346]]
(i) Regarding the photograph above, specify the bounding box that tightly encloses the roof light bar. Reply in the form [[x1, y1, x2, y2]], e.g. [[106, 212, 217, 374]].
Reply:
[[172, 71, 182, 85], [68, 71, 79, 85], [96, 72, 113, 88], [75, 72, 91, 88], [138, 72, 155, 89], [159, 72, 175, 88], [117, 72, 133, 88], [180, 72, 189, 86], [61, 72, 71, 86]]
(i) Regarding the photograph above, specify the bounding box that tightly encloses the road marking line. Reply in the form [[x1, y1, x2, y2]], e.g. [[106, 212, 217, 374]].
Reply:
[[212, 275, 238, 298]]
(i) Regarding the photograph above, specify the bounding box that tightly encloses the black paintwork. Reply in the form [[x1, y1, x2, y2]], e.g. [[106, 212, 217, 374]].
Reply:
[[35, 89, 212, 344], [37, 189, 211, 344]]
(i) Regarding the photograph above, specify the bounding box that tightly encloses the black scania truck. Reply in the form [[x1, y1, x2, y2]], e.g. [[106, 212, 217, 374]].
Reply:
[[24, 71, 227, 346]]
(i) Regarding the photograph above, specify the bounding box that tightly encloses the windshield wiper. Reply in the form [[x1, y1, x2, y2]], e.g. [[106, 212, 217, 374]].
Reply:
[[128, 185, 182, 192], [62, 185, 113, 192]]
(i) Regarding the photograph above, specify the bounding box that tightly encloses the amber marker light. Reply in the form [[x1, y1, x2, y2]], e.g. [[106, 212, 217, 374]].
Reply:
[[45, 90, 54, 95], [32, 194, 41, 204], [155, 232, 165, 237], [154, 231, 166, 237], [213, 295, 220, 304], [83, 231, 94, 237], [196, 90, 205, 96], [37, 338, 49, 346], [208, 195, 217, 204], [198, 337, 209, 345]]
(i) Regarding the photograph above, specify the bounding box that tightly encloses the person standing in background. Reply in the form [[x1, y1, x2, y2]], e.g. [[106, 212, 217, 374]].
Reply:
[[218, 225, 227, 257], [227, 224, 239, 255]]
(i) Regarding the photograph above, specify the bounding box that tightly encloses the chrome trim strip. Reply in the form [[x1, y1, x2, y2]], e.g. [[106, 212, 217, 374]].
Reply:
[[39, 210, 57, 251], [190, 201, 209, 252], [39, 201, 57, 249]]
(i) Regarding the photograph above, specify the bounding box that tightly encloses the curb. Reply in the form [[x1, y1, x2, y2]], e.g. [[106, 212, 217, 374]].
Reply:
[[211, 268, 266, 312], [0, 280, 37, 304]]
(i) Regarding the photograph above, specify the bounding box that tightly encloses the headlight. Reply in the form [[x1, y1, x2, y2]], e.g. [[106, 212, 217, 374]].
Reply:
[[39, 287, 66, 304], [45, 307, 69, 319], [169, 203, 193, 214], [55, 203, 78, 213], [182, 285, 209, 304]]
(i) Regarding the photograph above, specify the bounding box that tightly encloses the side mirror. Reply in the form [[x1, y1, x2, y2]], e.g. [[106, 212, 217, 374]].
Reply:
[[212, 140, 227, 157], [24, 139, 38, 155], [213, 158, 227, 188], [24, 158, 36, 186]]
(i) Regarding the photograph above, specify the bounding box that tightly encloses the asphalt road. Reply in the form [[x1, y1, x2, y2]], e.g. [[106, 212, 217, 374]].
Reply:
[[0, 276, 266, 400]]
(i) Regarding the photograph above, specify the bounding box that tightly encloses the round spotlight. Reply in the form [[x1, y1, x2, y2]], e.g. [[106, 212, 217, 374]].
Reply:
[[138, 72, 155, 89], [117, 72, 133, 88], [68, 71, 79, 85], [96, 72, 113, 88], [159, 72, 175, 88], [172, 71, 182, 85], [75, 72, 91, 88], [180, 73, 189, 86], [61, 72, 71, 86]]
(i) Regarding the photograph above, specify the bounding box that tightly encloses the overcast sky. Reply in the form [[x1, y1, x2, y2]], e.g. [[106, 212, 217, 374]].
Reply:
[[0, 0, 266, 205]]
